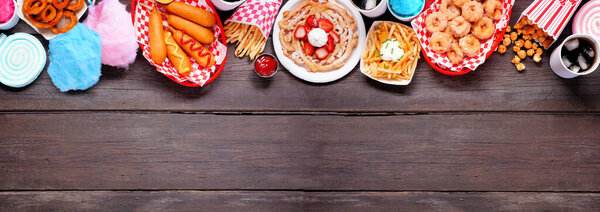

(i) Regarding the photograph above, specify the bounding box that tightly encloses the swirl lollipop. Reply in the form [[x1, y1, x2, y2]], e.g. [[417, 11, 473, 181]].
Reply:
[[0, 33, 46, 88], [573, 0, 600, 42]]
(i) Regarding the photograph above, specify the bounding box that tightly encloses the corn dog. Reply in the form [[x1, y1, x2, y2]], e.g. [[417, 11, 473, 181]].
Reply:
[[164, 31, 192, 76], [149, 9, 167, 64], [165, 1, 215, 28], [170, 27, 215, 68], [167, 15, 215, 45]]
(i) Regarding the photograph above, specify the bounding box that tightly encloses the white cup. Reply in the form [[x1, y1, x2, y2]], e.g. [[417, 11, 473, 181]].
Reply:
[[550, 34, 599, 78], [0, 0, 19, 30], [388, 0, 425, 22], [210, 0, 246, 11], [347, 0, 388, 18]]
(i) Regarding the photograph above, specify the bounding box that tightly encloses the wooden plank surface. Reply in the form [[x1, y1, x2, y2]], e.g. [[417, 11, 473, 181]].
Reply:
[[1, 0, 599, 210], [0, 1, 599, 112], [1, 113, 598, 191], [1, 191, 599, 211]]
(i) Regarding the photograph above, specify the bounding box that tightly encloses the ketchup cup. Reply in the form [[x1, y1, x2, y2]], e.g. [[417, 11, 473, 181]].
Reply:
[[253, 53, 279, 78]]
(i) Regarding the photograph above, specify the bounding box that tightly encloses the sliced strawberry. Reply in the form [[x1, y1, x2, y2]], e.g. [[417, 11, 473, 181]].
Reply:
[[304, 26, 313, 35], [317, 18, 334, 32], [306, 15, 318, 28], [325, 36, 335, 52], [303, 41, 314, 55], [294, 26, 307, 39], [314, 47, 330, 60], [329, 31, 340, 43]]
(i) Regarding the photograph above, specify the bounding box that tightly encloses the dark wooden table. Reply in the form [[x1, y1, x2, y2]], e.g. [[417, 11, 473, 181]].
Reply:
[[1, 0, 599, 210]]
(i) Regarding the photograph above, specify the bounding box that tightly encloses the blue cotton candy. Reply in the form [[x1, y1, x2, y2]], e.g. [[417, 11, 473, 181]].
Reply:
[[390, 0, 424, 17], [48, 23, 102, 92]]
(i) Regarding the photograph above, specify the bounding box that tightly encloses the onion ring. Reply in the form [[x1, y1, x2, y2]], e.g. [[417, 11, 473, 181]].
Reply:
[[53, 0, 70, 9], [65, 0, 84, 11], [25, 8, 63, 28], [51, 11, 77, 34], [23, 0, 47, 15], [40, 4, 58, 23]]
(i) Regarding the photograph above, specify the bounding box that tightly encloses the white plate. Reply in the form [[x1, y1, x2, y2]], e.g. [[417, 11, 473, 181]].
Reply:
[[272, 0, 366, 83], [360, 21, 419, 86]]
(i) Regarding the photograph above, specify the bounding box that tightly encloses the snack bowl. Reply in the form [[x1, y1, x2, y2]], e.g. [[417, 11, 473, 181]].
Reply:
[[388, 0, 425, 22], [210, 0, 245, 11], [0, 0, 19, 30], [131, 0, 228, 87], [411, 0, 514, 76], [16, 0, 88, 40], [360, 21, 421, 85], [347, 0, 388, 18]]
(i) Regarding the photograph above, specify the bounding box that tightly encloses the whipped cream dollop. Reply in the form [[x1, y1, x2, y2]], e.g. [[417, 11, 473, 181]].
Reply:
[[308, 28, 328, 48]]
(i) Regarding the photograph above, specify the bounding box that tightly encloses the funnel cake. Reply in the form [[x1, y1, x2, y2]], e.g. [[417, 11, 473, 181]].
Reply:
[[278, 0, 358, 72]]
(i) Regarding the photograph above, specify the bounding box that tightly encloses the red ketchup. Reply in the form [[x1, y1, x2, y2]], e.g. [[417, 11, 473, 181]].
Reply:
[[254, 55, 278, 77]]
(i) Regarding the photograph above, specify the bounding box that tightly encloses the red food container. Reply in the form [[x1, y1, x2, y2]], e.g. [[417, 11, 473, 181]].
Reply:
[[131, 0, 228, 87], [411, 0, 515, 75]]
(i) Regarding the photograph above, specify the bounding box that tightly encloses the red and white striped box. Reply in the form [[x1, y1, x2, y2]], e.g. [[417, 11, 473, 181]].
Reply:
[[226, 0, 282, 38], [519, 0, 582, 48]]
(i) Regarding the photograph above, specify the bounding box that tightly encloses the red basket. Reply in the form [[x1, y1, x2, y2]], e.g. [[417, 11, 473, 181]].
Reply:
[[415, 0, 513, 76], [130, 0, 227, 87]]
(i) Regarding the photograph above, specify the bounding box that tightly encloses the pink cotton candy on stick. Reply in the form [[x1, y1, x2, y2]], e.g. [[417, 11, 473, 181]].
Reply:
[[84, 0, 138, 69]]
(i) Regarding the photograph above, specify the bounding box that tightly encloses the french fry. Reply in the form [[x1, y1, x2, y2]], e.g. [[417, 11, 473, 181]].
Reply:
[[224, 21, 267, 60], [362, 22, 421, 81]]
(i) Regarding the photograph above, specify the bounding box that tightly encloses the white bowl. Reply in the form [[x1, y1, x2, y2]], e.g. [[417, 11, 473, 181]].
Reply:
[[210, 0, 245, 11], [0, 0, 19, 30], [388, 0, 425, 22], [347, 0, 388, 18]]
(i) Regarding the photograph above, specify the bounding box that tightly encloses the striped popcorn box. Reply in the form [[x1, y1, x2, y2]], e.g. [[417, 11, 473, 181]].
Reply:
[[226, 0, 282, 38], [518, 0, 583, 49]]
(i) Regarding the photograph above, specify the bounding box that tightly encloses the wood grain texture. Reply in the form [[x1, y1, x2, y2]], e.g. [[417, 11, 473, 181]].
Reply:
[[1, 191, 599, 211], [1, 113, 598, 191], [0, 0, 598, 112]]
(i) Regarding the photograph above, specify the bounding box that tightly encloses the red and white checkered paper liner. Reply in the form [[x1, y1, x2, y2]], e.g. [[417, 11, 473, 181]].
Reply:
[[411, 0, 514, 72], [226, 0, 282, 38], [521, 0, 582, 47], [134, 0, 227, 86]]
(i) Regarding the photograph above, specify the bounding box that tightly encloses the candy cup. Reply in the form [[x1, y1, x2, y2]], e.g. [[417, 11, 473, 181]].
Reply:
[[388, 0, 424, 22], [572, 0, 600, 43], [0, 0, 19, 30], [0, 33, 46, 88], [349, 0, 388, 18], [210, 0, 245, 11]]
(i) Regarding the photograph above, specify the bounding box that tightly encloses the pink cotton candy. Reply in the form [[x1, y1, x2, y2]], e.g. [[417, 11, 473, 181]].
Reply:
[[0, 0, 15, 24], [84, 0, 138, 69]]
